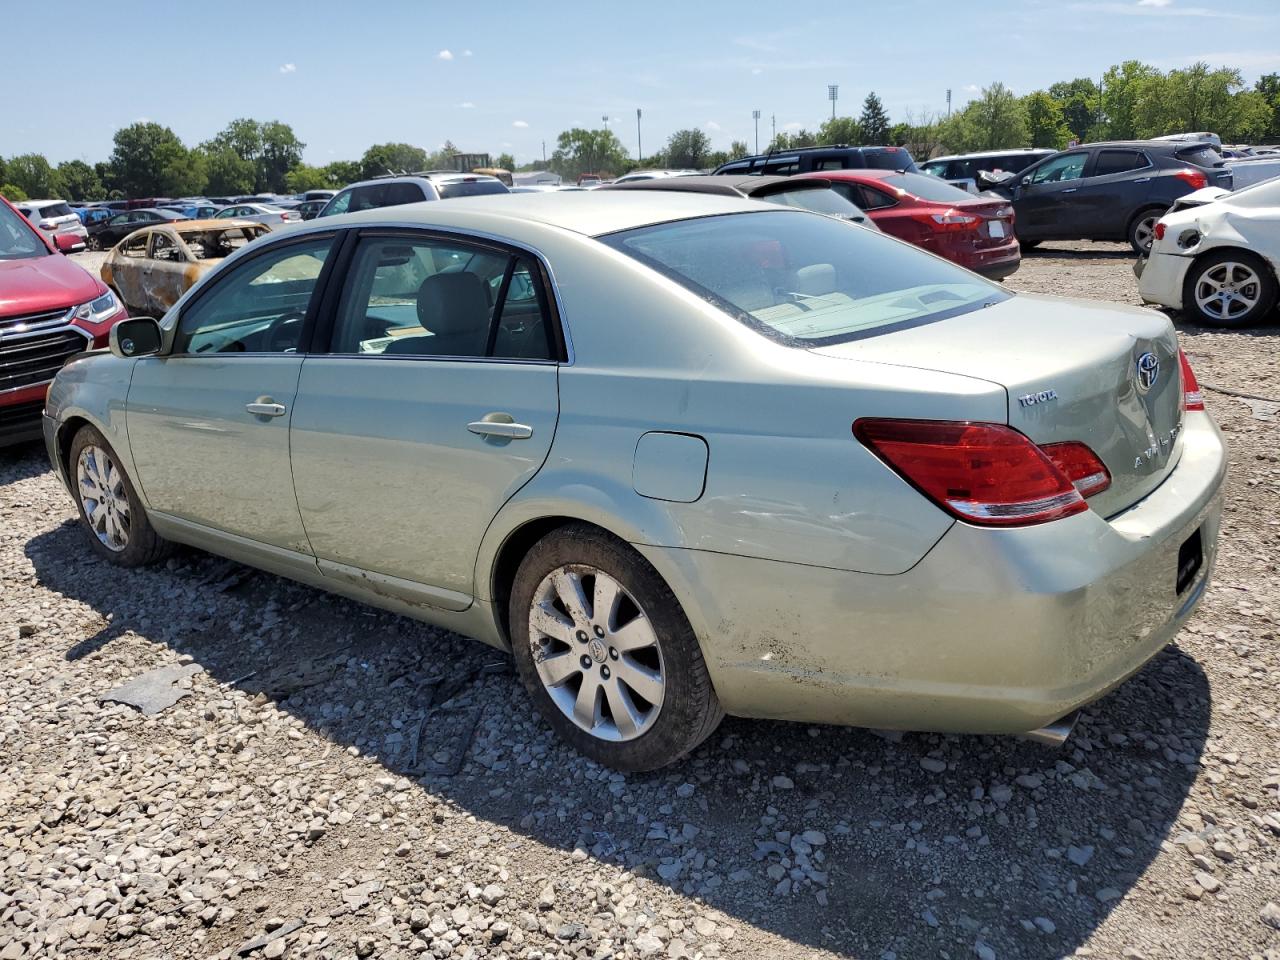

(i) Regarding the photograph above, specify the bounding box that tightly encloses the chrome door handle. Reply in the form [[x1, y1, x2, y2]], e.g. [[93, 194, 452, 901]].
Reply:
[[246, 401, 287, 418], [1133, 177, 1151, 183], [468, 418, 533, 440], [1061, 187, 1077, 193]]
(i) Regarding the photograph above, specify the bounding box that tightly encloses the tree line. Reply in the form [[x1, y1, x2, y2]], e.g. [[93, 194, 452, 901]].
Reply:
[[3, 60, 1279, 202]]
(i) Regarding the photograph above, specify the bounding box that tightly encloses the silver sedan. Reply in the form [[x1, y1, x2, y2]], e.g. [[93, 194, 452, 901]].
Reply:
[[42, 192, 1226, 771]]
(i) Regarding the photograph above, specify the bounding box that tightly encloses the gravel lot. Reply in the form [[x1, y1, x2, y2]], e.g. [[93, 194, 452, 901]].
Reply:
[[2, 243, 1278, 960]]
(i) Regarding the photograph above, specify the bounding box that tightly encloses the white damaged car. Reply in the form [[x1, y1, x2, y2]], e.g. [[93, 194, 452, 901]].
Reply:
[[1137, 177, 1280, 327]]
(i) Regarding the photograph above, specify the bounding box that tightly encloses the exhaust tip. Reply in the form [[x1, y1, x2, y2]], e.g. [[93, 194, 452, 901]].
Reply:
[[1020, 710, 1080, 747]]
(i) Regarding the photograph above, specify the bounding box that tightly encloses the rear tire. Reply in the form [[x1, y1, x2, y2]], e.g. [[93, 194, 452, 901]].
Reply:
[[1181, 250, 1277, 328], [85, 235, 101, 252], [68, 425, 171, 567], [1128, 207, 1166, 254], [1020, 239, 1041, 251], [509, 523, 723, 771]]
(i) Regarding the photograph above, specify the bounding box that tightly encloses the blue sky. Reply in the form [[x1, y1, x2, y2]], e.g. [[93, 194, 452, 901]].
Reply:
[[4, 0, 1278, 167]]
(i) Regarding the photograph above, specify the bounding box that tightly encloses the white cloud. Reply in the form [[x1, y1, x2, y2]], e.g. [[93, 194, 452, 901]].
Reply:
[[1138, 0, 1171, 5], [437, 49, 454, 60], [513, 120, 529, 128], [462, 49, 473, 56], [705, 121, 722, 131], [783, 121, 803, 131], [964, 83, 980, 93], [1069, 1, 1252, 17], [279, 63, 296, 74], [458, 101, 475, 108], [501, 141, 512, 148]]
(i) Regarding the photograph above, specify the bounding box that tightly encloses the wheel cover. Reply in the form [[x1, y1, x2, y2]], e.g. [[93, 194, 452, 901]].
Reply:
[[1134, 215, 1159, 251], [1194, 261, 1261, 321], [528, 565, 666, 742], [77, 445, 131, 552]]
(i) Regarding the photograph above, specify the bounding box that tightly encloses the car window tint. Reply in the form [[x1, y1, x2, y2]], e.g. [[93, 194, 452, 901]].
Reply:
[[121, 234, 148, 258], [331, 237, 553, 360], [1093, 150, 1149, 176], [849, 184, 896, 210], [1175, 144, 1223, 168], [173, 236, 335, 355], [1029, 153, 1087, 184], [761, 188, 863, 217]]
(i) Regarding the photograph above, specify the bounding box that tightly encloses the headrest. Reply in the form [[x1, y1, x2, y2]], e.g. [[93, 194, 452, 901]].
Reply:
[[417, 272, 491, 334]]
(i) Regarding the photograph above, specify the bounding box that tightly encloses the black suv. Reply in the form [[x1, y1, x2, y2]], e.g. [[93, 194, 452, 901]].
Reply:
[[995, 140, 1232, 253], [713, 144, 918, 176]]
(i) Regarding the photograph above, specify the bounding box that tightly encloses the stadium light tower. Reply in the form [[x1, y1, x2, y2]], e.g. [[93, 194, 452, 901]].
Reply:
[[828, 84, 839, 120], [752, 109, 761, 152]]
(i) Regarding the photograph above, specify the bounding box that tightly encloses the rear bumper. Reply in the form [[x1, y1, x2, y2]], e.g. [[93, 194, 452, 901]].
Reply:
[[1138, 250, 1194, 310], [639, 412, 1226, 734]]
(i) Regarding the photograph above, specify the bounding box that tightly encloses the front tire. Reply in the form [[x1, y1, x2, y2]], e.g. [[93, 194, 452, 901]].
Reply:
[[1181, 250, 1277, 328], [85, 234, 101, 252], [69, 425, 171, 567], [1128, 207, 1165, 254], [509, 523, 723, 771]]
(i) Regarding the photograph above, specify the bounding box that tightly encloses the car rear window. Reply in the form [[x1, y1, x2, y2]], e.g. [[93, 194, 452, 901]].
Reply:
[[37, 202, 75, 219], [437, 180, 509, 199], [758, 187, 864, 217], [1175, 145, 1225, 168], [860, 147, 915, 170], [877, 172, 975, 203], [602, 210, 1008, 346]]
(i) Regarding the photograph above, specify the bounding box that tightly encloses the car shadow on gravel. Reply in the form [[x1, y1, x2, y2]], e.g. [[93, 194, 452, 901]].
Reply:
[[23, 518, 1212, 960]]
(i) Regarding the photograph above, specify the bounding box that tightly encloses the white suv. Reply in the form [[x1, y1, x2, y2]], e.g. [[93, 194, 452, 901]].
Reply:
[[15, 200, 89, 249], [317, 172, 509, 218]]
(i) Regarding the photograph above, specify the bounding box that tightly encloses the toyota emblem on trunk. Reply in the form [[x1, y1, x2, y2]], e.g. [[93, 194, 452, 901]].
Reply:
[[1135, 352, 1159, 393]]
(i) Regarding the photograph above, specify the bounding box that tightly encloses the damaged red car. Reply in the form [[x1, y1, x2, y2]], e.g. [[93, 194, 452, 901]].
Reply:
[[0, 196, 127, 446], [795, 169, 1022, 279]]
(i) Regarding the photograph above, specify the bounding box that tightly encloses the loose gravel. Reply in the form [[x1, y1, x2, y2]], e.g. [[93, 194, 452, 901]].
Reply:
[[1, 242, 1278, 960]]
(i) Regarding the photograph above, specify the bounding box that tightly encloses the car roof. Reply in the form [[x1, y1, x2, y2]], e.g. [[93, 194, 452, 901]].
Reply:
[[926, 148, 1055, 162], [603, 174, 827, 198], [317, 191, 775, 239]]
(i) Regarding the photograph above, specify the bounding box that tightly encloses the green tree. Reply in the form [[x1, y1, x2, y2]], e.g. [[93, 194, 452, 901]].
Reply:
[[768, 129, 819, 150], [858, 92, 891, 144], [202, 148, 256, 196], [0, 184, 28, 202], [1024, 91, 1070, 149], [1257, 74, 1280, 140], [819, 116, 862, 146], [203, 118, 305, 192], [896, 109, 944, 160], [728, 140, 749, 159], [110, 123, 205, 197], [666, 129, 712, 168], [285, 164, 335, 193], [940, 83, 1028, 152], [1048, 78, 1100, 140], [360, 142, 429, 179], [324, 160, 361, 186], [6, 154, 62, 198], [1101, 61, 1161, 139], [493, 152, 516, 172], [55, 160, 104, 200], [549, 128, 629, 180]]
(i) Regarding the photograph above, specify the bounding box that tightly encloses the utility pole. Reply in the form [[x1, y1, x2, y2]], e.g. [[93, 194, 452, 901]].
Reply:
[[771, 113, 776, 145], [946, 88, 952, 118], [828, 84, 839, 120], [752, 109, 761, 153], [636, 108, 643, 164]]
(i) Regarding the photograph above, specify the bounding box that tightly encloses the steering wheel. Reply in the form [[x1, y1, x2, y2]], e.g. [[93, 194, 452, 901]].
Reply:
[[266, 311, 306, 352]]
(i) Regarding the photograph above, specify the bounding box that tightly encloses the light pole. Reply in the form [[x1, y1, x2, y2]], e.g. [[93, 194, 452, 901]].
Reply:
[[637, 108, 643, 165], [828, 84, 839, 120], [752, 109, 761, 153], [946, 88, 952, 118], [771, 113, 776, 146]]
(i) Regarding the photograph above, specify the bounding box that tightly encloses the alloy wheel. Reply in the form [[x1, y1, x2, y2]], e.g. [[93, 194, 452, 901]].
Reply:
[[1194, 261, 1261, 322], [528, 565, 665, 742], [1134, 215, 1159, 252], [77, 445, 131, 552]]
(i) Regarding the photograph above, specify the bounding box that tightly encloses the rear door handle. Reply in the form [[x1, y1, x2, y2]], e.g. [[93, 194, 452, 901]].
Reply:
[[1133, 177, 1151, 183], [468, 417, 533, 440], [246, 400, 287, 418], [1061, 188, 1077, 193]]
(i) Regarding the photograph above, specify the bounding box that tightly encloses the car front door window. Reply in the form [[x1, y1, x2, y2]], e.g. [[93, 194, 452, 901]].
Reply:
[[174, 236, 335, 354], [1029, 153, 1086, 184]]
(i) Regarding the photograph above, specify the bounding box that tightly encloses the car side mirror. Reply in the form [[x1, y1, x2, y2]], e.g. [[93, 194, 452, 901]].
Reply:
[[110, 317, 163, 359]]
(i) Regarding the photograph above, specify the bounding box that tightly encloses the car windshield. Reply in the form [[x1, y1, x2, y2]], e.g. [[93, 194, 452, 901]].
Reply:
[[0, 203, 48, 260], [760, 187, 863, 217], [877, 172, 975, 202], [603, 210, 1008, 345], [436, 180, 509, 199]]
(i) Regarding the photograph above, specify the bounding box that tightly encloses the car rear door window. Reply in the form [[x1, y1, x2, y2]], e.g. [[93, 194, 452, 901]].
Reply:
[[150, 232, 184, 261], [330, 236, 554, 360], [173, 236, 336, 354], [121, 234, 148, 258], [1093, 150, 1149, 176]]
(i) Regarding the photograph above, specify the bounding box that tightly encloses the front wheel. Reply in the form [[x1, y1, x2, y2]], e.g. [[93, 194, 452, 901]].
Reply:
[[85, 234, 101, 252], [1128, 208, 1165, 254], [509, 524, 723, 771], [68, 425, 171, 567], [1181, 250, 1277, 328]]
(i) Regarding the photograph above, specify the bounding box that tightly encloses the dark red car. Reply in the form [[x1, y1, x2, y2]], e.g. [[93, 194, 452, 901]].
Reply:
[[1, 196, 127, 446], [795, 169, 1021, 279]]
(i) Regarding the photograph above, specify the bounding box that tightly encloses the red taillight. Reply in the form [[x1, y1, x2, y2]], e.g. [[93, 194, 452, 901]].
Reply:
[[853, 419, 1089, 526], [1041, 442, 1111, 498], [1179, 348, 1204, 411], [1174, 168, 1207, 190], [915, 208, 980, 232], [1153, 222, 1166, 241], [38, 222, 56, 231]]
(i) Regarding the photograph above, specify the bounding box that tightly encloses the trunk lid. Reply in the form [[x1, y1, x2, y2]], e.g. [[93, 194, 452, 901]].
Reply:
[[952, 197, 1015, 247], [813, 293, 1184, 518]]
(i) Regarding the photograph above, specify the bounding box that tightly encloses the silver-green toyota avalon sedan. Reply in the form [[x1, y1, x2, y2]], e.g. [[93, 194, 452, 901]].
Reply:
[[43, 192, 1225, 771]]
